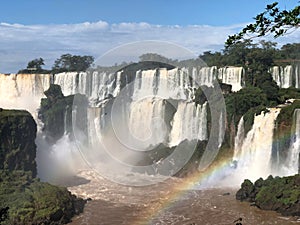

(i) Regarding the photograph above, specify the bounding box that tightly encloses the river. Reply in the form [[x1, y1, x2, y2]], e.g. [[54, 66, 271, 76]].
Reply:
[[65, 170, 300, 225]]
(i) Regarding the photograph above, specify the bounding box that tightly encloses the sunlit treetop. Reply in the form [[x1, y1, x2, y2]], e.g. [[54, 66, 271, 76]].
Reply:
[[225, 2, 300, 47]]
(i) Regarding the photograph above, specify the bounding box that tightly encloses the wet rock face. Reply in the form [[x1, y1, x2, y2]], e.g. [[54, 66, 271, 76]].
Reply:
[[237, 175, 300, 216], [0, 108, 86, 224], [39, 84, 74, 143], [38, 84, 88, 144], [0, 109, 37, 177]]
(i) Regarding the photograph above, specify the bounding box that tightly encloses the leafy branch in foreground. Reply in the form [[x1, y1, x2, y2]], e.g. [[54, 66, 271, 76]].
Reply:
[[226, 2, 300, 47]]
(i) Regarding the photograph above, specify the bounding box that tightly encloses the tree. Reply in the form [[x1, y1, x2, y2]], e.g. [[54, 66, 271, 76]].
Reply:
[[18, 58, 48, 74], [52, 54, 94, 73], [226, 2, 300, 47], [139, 53, 173, 64], [27, 58, 44, 70]]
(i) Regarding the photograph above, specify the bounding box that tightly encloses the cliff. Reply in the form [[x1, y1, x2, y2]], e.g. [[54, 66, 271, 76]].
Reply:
[[0, 109, 37, 177], [0, 108, 85, 224], [39, 84, 88, 143]]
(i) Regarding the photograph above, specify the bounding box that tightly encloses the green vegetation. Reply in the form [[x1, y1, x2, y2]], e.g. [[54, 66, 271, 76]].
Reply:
[[196, 40, 300, 142], [0, 170, 85, 225], [236, 175, 300, 216], [17, 54, 94, 74], [18, 58, 50, 74], [52, 54, 94, 73], [0, 109, 86, 224], [276, 100, 300, 127], [278, 88, 300, 102], [226, 2, 300, 46], [0, 109, 37, 177]]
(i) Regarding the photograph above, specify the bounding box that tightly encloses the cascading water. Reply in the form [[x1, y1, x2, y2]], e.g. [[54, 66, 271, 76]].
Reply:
[[0, 73, 51, 116], [1, 63, 297, 184], [270, 65, 300, 88], [233, 109, 281, 182], [232, 116, 244, 162], [285, 109, 300, 174], [218, 67, 244, 92], [295, 64, 300, 89], [169, 102, 207, 147], [128, 98, 168, 148]]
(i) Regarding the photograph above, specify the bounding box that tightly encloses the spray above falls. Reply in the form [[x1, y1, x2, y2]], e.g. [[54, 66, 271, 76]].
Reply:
[[1, 59, 299, 186]]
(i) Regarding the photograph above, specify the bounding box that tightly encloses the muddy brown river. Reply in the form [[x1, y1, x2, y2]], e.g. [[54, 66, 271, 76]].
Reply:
[[66, 170, 300, 225]]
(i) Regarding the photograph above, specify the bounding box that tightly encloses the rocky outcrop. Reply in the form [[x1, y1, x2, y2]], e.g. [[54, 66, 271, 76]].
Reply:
[[236, 175, 300, 216], [38, 84, 74, 143], [0, 108, 86, 224], [0, 109, 37, 177], [38, 84, 88, 143]]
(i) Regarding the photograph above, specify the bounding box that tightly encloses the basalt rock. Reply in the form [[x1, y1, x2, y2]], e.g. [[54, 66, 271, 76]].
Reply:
[[237, 175, 300, 216], [39, 84, 88, 143]]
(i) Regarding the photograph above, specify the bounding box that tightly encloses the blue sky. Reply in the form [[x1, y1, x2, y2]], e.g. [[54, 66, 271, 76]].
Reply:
[[1, 0, 297, 26], [0, 0, 299, 73]]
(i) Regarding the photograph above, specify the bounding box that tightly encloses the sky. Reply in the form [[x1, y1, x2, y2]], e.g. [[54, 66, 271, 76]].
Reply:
[[0, 0, 299, 73]]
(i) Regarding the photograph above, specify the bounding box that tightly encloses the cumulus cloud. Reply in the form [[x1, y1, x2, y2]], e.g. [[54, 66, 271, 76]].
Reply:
[[0, 20, 299, 73]]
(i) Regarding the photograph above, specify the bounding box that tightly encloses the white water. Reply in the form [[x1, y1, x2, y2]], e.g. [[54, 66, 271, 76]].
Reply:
[[199, 110, 281, 188], [169, 102, 207, 146], [285, 109, 300, 174], [0, 73, 51, 116], [233, 109, 280, 182], [128, 98, 168, 148], [270, 64, 300, 88], [53, 66, 244, 106], [218, 67, 244, 92], [232, 116, 244, 161], [0, 65, 297, 186]]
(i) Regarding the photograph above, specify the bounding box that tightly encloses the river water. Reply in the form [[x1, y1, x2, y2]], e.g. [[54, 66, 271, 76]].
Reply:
[[66, 170, 300, 225]]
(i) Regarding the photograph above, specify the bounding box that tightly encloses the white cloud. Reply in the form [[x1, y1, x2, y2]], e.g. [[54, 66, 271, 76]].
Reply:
[[0, 20, 299, 73]]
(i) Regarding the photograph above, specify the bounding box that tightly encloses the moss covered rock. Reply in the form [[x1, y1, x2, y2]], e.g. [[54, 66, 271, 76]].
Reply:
[[0, 170, 85, 225], [236, 175, 300, 216], [0, 109, 37, 177]]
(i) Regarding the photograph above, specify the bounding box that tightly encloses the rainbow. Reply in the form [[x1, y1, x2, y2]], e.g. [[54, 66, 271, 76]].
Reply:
[[134, 156, 233, 225]]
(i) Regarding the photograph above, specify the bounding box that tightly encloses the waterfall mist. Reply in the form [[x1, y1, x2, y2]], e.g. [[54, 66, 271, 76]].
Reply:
[[1, 58, 299, 188]]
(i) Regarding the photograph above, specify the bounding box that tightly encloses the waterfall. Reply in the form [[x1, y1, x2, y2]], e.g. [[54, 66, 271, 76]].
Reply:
[[128, 98, 168, 148], [169, 102, 207, 147], [232, 116, 245, 161], [0, 73, 51, 116], [269, 65, 299, 88], [54, 71, 122, 106], [54, 72, 78, 96], [270, 66, 281, 87], [233, 109, 280, 181], [283, 65, 293, 88], [192, 66, 217, 87], [295, 64, 300, 89], [218, 67, 244, 92], [285, 109, 300, 174]]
